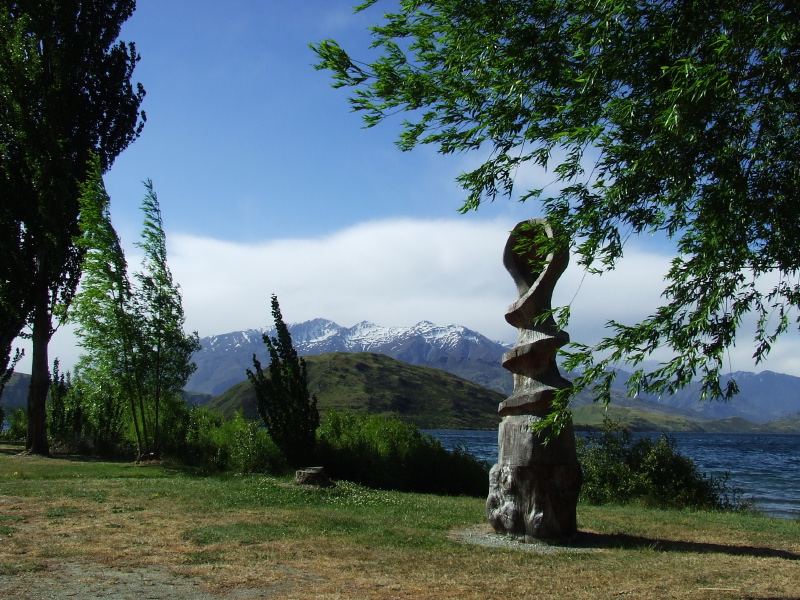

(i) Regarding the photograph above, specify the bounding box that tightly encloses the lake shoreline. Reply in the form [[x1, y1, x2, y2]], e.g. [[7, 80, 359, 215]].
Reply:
[[427, 430, 800, 520]]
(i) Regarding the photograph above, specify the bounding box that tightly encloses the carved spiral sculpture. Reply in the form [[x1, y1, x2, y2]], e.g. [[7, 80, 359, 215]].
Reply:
[[486, 218, 582, 542]]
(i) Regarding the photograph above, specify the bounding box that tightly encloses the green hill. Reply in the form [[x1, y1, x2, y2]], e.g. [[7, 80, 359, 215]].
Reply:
[[0, 373, 30, 412], [204, 352, 505, 430], [205, 351, 800, 433], [572, 405, 800, 433], [572, 404, 707, 432]]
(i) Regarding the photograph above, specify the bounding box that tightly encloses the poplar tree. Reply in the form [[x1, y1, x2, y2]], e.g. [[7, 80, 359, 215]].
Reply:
[[313, 0, 800, 421], [247, 296, 319, 467], [72, 158, 144, 453], [71, 166, 199, 458], [134, 181, 201, 456]]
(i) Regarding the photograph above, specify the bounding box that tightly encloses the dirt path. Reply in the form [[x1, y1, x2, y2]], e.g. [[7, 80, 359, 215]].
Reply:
[[4, 562, 219, 600], [1, 526, 587, 600], [1, 560, 297, 599]]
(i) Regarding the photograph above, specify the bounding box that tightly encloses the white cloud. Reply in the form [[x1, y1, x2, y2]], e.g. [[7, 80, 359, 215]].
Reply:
[[170, 217, 676, 352], [11, 218, 800, 379], [554, 248, 670, 349], [169, 217, 517, 341], [452, 143, 605, 208]]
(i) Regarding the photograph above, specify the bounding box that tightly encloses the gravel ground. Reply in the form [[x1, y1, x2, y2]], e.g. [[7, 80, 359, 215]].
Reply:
[[449, 524, 598, 554]]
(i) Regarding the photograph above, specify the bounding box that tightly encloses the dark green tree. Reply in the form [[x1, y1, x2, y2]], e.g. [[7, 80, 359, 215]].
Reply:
[[247, 295, 319, 467], [0, 0, 145, 454], [313, 1, 800, 421]]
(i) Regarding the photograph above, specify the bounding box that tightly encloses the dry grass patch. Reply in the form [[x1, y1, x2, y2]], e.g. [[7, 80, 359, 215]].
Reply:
[[0, 446, 798, 599]]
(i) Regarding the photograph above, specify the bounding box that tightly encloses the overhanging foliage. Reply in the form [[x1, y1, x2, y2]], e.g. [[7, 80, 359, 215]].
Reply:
[[313, 0, 800, 420]]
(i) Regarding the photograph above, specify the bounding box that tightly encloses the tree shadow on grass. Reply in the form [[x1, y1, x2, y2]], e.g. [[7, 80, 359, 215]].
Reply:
[[50, 453, 199, 477], [573, 530, 800, 561], [0, 442, 27, 456], [0, 443, 124, 462], [0, 442, 192, 476]]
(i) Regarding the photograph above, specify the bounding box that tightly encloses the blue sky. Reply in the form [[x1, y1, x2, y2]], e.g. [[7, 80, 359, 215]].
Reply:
[[103, 0, 509, 242], [15, 0, 800, 378]]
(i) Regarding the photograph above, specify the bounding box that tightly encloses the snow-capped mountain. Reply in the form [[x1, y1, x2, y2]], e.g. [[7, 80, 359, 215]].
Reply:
[[185, 319, 800, 422], [187, 319, 514, 396]]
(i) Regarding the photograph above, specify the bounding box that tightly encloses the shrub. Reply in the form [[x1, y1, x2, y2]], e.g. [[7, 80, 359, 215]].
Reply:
[[81, 382, 129, 456], [577, 418, 748, 511], [182, 406, 224, 470], [181, 408, 286, 475], [47, 364, 95, 454], [156, 393, 192, 457], [4, 407, 27, 441], [317, 410, 488, 496], [220, 413, 286, 475]]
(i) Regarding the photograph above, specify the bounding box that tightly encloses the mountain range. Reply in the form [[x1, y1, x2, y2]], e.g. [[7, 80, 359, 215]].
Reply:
[[186, 318, 800, 423], [612, 370, 800, 423], [3, 318, 799, 425], [187, 319, 513, 397]]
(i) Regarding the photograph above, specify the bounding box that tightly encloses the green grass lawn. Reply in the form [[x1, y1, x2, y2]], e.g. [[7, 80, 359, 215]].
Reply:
[[1, 442, 798, 599]]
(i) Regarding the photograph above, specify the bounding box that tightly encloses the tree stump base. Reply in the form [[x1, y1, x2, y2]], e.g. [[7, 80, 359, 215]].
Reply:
[[487, 415, 582, 542], [295, 466, 334, 487]]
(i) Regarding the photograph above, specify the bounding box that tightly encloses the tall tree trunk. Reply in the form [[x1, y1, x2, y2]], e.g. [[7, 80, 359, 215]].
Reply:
[[137, 386, 150, 457], [153, 336, 162, 455], [26, 261, 51, 456]]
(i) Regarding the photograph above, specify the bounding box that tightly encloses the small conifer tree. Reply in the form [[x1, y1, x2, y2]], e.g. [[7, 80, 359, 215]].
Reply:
[[247, 295, 319, 467]]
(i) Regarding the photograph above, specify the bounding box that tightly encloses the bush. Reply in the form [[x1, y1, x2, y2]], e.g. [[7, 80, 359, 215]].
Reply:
[[181, 406, 224, 470], [221, 413, 287, 475], [317, 410, 488, 496], [181, 408, 286, 475], [577, 418, 748, 511], [47, 367, 96, 454], [3, 407, 28, 441], [156, 393, 192, 457], [83, 384, 129, 457]]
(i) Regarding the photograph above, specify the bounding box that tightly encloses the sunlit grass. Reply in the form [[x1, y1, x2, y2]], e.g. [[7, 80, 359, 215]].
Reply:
[[1, 444, 798, 599]]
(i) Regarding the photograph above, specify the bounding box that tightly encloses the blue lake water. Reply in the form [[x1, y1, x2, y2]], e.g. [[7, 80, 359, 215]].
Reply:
[[426, 429, 800, 520]]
